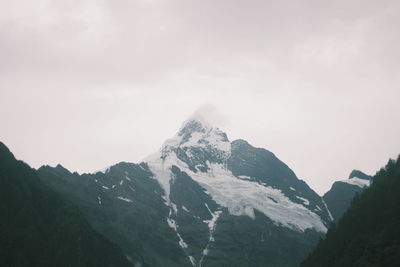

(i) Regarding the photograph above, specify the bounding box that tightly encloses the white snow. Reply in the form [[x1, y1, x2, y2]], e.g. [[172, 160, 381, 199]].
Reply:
[[159, 119, 231, 156], [120, 180, 124, 185], [296, 196, 310, 205], [98, 196, 102, 205], [117, 196, 133, 203], [125, 175, 131, 181], [289, 187, 295, 191], [148, 152, 327, 232], [182, 206, 190, 212], [145, 152, 178, 205], [203, 203, 222, 242], [340, 177, 370, 188], [112, 185, 116, 189], [188, 256, 196, 266], [146, 152, 196, 263], [102, 185, 110, 190], [192, 163, 327, 232], [167, 218, 188, 249], [200, 204, 222, 266], [139, 164, 147, 171], [166, 216, 193, 266], [321, 198, 334, 221], [171, 202, 178, 215], [237, 175, 252, 180]]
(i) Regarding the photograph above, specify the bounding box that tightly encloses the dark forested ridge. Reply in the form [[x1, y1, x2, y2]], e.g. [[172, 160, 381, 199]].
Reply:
[[0, 142, 133, 267], [301, 155, 400, 267]]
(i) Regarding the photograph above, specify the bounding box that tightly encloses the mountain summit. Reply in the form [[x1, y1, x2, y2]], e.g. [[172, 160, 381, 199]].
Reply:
[[158, 117, 230, 170], [37, 116, 334, 267], [142, 116, 332, 266]]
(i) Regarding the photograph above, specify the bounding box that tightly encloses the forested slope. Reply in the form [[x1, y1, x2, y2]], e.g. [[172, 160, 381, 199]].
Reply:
[[301, 155, 400, 267]]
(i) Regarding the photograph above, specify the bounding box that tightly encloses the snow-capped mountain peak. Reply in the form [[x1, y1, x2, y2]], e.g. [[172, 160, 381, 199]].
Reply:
[[161, 117, 230, 153], [157, 117, 231, 175], [146, 116, 330, 238]]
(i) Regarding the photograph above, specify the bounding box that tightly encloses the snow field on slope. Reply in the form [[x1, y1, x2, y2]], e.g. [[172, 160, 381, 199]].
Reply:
[[148, 152, 327, 233], [340, 177, 370, 188], [187, 162, 327, 233]]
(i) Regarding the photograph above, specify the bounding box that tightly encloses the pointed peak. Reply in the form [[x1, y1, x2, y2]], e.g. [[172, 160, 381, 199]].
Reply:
[[0, 142, 16, 161], [158, 114, 230, 157], [348, 170, 371, 180], [178, 114, 214, 136]]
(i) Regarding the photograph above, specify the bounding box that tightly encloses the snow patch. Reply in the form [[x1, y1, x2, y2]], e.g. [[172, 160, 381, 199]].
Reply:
[[102, 186, 110, 190], [322, 198, 334, 221], [151, 155, 327, 233], [340, 177, 370, 188], [296, 196, 310, 205], [190, 162, 326, 232], [120, 180, 124, 185], [188, 256, 196, 266], [166, 216, 193, 265], [160, 119, 231, 156], [182, 206, 190, 212], [200, 204, 222, 265], [146, 152, 179, 205], [98, 196, 102, 205], [117, 196, 133, 203], [204, 204, 222, 242], [237, 175, 252, 180]]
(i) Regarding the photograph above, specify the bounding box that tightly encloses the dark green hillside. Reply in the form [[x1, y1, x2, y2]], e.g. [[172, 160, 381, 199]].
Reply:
[[323, 181, 364, 221], [0, 142, 132, 267], [301, 155, 400, 267]]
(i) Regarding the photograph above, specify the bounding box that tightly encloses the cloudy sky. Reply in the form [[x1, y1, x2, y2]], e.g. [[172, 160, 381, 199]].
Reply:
[[1, 0, 399, 194]]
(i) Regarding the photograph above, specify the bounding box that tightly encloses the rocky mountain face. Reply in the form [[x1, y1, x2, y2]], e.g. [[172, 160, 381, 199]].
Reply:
[[323, 170, 371, 221], [0, 142, 133, 267], [38, 116, 333, 267]]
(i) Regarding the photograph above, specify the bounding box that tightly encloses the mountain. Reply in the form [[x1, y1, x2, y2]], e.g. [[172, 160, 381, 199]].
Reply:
[[323, 170, 372, 221], [38, 116, 333, 266], [0, 142, 133, 267], [301, 156, 400, 267]]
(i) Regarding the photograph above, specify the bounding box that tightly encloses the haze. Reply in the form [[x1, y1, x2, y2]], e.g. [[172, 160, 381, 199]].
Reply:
[[1, 0, 399, 194]]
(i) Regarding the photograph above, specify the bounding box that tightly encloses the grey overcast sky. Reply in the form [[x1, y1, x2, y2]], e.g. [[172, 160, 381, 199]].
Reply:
[[1, 0, 399, 194]]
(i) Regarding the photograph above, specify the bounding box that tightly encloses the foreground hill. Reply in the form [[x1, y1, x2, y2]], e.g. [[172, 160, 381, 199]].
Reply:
[[0, 142, 132, 267], [301, 156, 400, 267]]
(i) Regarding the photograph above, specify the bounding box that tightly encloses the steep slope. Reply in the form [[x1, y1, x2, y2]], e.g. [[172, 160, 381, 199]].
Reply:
[[0, 142, 132, 267], [301, 156, 400, 267], [323, 170, 371, 221], [38, 162, 191, 267], [38, 116, 332, 266]]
